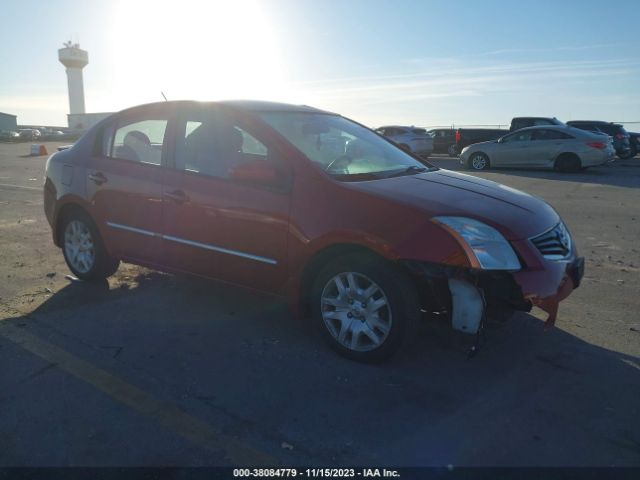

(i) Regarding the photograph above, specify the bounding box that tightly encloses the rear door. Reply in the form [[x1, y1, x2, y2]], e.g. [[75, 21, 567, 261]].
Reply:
[[87, 111, 169, 263], [530, 129, 572, 165]]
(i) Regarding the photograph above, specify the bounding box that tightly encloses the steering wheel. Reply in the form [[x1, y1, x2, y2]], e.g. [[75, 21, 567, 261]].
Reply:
[[325, 155, 352, 173]]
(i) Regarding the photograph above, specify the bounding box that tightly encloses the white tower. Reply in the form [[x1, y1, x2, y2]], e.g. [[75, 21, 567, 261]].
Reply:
[[58, 41, 88, 115]]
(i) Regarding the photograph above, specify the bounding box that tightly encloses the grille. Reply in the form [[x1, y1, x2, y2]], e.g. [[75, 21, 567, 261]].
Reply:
[[531, 222, 572, 260]]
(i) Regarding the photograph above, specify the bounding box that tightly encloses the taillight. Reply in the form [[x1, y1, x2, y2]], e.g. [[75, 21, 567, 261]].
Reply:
[[587, 142, 606, 149]]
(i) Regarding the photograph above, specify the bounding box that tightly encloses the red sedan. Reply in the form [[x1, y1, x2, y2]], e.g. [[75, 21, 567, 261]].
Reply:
[[44, 101, 584, 361]]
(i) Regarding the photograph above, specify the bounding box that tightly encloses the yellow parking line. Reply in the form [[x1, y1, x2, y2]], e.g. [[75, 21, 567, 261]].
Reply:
[[0, 323, 277, 466]]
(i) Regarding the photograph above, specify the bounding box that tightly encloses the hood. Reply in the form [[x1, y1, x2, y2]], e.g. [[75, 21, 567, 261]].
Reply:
[[463, 139, 498, 151], [345, 169, 559, 240]]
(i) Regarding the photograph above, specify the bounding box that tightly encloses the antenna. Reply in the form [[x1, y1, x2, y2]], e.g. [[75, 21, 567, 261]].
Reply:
[[161, 91, 168, 101]]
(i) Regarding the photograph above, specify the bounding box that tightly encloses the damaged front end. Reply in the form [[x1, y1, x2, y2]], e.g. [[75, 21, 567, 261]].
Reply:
[[402, 217, 585, 343], [402, 260, 532, 335]]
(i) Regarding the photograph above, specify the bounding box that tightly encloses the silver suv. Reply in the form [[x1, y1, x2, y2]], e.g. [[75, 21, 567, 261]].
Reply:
[[375, 125, 434, 158]]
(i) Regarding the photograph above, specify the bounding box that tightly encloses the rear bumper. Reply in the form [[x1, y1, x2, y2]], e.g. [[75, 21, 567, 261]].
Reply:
[[413, 147, 434, 156]]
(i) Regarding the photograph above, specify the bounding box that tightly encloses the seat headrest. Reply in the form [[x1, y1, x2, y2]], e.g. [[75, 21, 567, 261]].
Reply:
[[124, 130, 151, 147]]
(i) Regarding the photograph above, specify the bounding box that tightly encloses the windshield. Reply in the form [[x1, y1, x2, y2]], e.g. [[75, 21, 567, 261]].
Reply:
[[257, 112, 435, 180]]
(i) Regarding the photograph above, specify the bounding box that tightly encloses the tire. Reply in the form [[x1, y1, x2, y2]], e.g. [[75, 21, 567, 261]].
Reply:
[[468, 152, 490, 170], [617, 147, 636, 160], [447, 144, 458, 157], [555, 153, 581, 173], [61, 209, 119, 282], [311, 253, 419, 362]]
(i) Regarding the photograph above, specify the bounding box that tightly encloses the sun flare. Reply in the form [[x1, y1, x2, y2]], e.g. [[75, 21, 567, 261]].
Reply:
[[109, 0, 290, 108]]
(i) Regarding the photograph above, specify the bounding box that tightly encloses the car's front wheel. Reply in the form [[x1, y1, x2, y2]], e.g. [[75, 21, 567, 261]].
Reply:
[[468, 152, 490, 170], [447, 144, 458, 157], [311, 253, 419, 362], [62, 209, 119, 282]]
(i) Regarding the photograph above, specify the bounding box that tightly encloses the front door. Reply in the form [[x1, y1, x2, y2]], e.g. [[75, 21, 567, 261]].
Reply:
[[159, 105, 291, 293], [491, 129, 535, 166]]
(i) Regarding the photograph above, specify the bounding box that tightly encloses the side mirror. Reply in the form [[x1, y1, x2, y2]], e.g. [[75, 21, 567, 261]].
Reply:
[[229, 160, 281, 187]]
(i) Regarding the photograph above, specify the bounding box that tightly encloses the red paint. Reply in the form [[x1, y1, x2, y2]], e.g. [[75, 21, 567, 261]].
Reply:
[[44, 101, 581, 322]]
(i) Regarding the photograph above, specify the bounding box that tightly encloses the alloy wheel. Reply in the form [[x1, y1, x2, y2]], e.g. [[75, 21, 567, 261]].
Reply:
[[471, 154, 487, 170], [320, 272, 392, 352], [64, 220, 95, 274]]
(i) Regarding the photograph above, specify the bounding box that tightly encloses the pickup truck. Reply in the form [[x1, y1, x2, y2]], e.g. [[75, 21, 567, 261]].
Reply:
[[453, 117, 564, 154], [509, 117, 564, 131]]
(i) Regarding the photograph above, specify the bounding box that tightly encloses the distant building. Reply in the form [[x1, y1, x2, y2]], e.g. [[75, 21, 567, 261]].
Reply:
[[68, 112, 113, 131], [57, 42, 114, 131], [0, 112, 18, 131]]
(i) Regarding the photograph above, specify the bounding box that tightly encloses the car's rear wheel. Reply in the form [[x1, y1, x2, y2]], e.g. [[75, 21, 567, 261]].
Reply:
[[468, 152, 490, 170], [555, 153, 581, 173], [62, 209, 119, 281], [311, 253, 419, 362], [617, 148, 635, 160], [447, 144, 458, 157]]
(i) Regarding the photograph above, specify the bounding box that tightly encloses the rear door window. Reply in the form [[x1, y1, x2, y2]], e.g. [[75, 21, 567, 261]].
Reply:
[[108, 119, 168, 166], [533, 129, 573, 140]]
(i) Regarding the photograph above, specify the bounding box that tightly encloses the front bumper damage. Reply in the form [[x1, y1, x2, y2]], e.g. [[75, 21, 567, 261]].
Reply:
[[526, 256, 584, 329], [403, 255, 584, 334]]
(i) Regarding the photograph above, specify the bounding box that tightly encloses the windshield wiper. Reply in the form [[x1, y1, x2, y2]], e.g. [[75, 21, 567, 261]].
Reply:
[[380, 165, 430, 178], [405, 165, 428, 173]]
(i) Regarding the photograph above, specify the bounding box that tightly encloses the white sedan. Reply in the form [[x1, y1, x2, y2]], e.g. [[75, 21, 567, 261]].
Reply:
[[459, 125, 615, 172]]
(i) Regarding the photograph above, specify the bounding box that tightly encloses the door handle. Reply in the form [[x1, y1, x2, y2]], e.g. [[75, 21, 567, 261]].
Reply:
[[163, 189, 188, 203], [88, 172, 107, 185]]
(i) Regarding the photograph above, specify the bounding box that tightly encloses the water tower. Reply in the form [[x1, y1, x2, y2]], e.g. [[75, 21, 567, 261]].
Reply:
[[58, 41, 88, 115]]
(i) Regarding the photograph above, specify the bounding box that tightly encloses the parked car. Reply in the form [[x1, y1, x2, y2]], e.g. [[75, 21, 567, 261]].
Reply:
[[510, 117, 564, 132], [0, 130, 20, 141], [44, 100, 584, 361], [455, 128, 508, 152], [18, 128, 41, 140], [375, 125, 433, 158], [459, 125, 615, 172], [427, 128, 457, 156], [566, 121, 632, 159], [627, 132, 640, 158]]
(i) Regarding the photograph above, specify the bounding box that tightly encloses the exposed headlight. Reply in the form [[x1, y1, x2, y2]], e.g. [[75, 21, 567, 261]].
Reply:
[[433, 216, 521, 271]]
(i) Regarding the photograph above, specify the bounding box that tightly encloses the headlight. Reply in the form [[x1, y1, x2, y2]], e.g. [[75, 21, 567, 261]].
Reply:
[[433, 216, 521, 271]]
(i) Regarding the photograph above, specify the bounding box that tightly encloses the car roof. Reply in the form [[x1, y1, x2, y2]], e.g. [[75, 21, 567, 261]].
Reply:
[[378, 125, 428, 130], [567, 120, 611, 124], [117, 100, 335, 116], [512, 125, 571, 131], [512, 116, 557, 120], [219, 100, 333, 114], [508, 125, 587, 134]]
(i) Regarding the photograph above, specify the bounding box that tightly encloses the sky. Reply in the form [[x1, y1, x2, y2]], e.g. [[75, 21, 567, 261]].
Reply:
[[1, 0, 639, 129]]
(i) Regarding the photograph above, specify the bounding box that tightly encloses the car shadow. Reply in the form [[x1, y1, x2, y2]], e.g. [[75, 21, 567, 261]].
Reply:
[[2, 272, 639, 466], [429, 156, 640, 189]]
